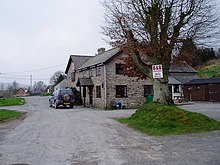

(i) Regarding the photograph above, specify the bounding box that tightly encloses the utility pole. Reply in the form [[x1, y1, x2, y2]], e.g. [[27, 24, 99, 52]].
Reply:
[[30, 75, 32, 92]]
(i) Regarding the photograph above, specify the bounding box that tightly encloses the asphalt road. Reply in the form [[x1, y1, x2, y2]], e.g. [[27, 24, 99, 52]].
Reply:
[[0, 97, 219, 165]]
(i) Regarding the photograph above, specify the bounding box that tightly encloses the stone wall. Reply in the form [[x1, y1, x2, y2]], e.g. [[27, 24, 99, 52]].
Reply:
[[105, 52, 151, 109], [67, 52, 152, 109], [77, 66, 107, 109], [66, 62, 76, 87]]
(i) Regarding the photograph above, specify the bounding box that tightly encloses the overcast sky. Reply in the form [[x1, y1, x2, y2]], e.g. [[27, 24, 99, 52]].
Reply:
[[0, 0, 220, 86]]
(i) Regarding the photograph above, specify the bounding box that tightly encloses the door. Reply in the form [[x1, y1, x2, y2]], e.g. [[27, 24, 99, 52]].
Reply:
[[88, 86, 93, 105], [209, 84, 216, 102]]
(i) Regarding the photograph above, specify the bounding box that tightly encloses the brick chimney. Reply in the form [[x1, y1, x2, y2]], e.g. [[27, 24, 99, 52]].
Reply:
[[97, 48, 105, 55]]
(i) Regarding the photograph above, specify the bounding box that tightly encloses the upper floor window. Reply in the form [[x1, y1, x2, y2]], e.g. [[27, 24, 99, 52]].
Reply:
[[83, 70, 86, 77], [96, 86, 101, 98], [89, 68, 93, 77], [116, 64, 124, 74], [96, 66, 101, 76], [116, 85, 127, 98]]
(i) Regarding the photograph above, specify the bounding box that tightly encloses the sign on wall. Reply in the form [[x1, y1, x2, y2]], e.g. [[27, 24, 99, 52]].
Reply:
[[152, 64, 163, 78]]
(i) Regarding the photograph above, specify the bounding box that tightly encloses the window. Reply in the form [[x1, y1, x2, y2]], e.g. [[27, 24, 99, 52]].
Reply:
[[96, 86, 101, 98], [144, 85, 153, 96], [71, 72, 76, 82], [187, 86, 192, 91], [89, 68, 93, 77], [83, 70, 86, 77], [174, 85, 180, 93], [116, 85, 127, 98], [96, 66, 101, 76], [116, 64, 124, 74]]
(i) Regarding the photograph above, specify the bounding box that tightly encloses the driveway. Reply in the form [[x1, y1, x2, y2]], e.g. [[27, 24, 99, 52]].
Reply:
[[179, 102, 220, 121], [0, 97, 219, 165]]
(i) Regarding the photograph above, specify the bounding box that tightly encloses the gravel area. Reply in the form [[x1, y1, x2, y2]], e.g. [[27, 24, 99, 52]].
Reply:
[[0, 97, 219, 165], [179, 102, 220, 121]]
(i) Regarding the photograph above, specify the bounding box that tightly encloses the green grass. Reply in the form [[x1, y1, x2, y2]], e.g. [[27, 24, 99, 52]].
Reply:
[[0, 98, 25, 107], [197, 60, 220, 78], [118, 102, 220, 136], [0, 109, 24, 122], [40, 92, 51, 96]]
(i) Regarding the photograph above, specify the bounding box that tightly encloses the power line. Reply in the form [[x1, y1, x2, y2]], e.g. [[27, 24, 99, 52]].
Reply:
[[1, 56, 67, 71], [0, 76, 49, 81], [0, 73, 52, 77], [2, 63, 65, 74]]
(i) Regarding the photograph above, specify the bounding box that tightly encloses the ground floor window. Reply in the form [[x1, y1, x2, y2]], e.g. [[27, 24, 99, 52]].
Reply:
[[174, 85, 180, 93], [144, 85, 153, 96], [116, 85, 127, 98], [96, 86, 101, 98]]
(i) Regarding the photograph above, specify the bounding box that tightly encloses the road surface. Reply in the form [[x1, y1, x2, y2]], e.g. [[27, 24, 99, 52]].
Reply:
[[0, 97, 219, 165]]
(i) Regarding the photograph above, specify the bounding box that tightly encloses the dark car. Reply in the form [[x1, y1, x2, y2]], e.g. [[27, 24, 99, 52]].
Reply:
[[49, 89, 75, 109]]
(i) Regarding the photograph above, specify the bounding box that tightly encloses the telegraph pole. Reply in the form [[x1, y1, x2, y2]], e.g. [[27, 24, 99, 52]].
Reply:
[[30, 75, 32, 92]]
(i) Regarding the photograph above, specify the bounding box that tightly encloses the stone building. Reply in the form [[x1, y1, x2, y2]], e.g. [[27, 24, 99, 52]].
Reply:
[[65, 47, 198, 109]]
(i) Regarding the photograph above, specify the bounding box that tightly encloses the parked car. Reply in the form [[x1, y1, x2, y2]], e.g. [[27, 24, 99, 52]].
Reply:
[[49, 89, 75, 108]]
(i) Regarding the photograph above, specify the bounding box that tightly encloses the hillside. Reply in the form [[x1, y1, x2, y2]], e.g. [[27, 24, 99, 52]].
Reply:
[[196, 59, 220, 78]]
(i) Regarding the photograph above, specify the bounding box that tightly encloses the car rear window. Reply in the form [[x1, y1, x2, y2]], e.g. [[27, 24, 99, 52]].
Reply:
[[59, 90, 73, 95]]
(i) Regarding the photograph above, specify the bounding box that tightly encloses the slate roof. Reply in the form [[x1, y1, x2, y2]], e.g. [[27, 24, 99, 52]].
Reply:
[[168, 76, 181, 85], [65, 55, 93, 74], [78, 47, 121, 70], [171, 75, 199, 84], [169, 61, 197, 73], [184, 77, 220, 85]]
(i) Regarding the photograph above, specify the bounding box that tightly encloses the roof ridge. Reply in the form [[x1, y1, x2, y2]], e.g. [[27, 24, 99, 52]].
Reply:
[[70, 54, 94, 57], [96, 47, 120, 55], [77, 47, 121, 70]]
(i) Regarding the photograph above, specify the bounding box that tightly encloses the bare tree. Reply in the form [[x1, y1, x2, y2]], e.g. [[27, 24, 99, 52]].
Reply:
[[49, 70, 64, 85], [102, 0, 219, 104], [33, 81, 47, 93]]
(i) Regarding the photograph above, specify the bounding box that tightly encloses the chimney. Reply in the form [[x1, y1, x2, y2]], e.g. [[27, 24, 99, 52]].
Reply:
[[97, 48, 105, 55]]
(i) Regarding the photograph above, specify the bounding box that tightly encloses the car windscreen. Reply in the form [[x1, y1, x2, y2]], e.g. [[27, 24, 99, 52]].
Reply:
[[59, 90, 73, 95]]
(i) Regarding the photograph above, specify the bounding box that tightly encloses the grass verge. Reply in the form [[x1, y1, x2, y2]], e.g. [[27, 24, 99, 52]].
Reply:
[[0, 98, 25, 106], [118, 102, 220, 136], [41, 92, 52, 96], [0, 109, 24, 122]]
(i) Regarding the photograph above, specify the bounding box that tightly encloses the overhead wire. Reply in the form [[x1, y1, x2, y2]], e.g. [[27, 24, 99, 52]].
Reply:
[[0, 62, 67, 83], [1, 63, 66, 74]]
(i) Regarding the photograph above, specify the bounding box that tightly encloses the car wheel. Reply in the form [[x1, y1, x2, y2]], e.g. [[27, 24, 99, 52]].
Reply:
[[54, 101, 58, 109], [70, 105, 73, 108]]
